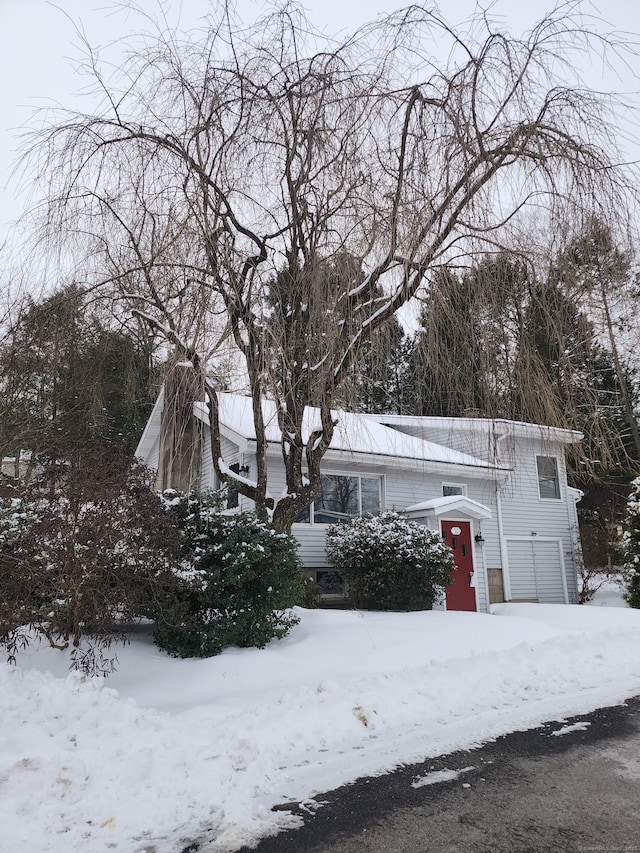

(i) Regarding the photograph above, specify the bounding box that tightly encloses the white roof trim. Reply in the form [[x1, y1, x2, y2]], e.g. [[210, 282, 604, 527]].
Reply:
[[134, 386, 165, 461], [404, 495, 493, 520], [566, 486, 584, 503]]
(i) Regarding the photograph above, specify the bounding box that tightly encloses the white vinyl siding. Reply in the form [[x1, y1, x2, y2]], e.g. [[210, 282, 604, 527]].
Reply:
[[146, 434, 160, 472], [190, 424, 579, 609], [199, 433, 241, 493], [294, 525, 331, 567], [498, 438, 577, 603]]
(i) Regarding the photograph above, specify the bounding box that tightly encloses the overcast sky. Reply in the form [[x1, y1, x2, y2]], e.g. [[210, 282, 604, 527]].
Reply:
[[1, 0, 640, 249]]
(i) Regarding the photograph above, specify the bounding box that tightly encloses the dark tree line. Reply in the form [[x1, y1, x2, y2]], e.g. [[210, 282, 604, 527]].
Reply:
[[3, 219, 638, 499], [0, 284, 158, 474]]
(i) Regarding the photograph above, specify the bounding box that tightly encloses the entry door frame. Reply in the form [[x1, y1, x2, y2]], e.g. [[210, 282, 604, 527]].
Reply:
[[440, 518, 479, 612]]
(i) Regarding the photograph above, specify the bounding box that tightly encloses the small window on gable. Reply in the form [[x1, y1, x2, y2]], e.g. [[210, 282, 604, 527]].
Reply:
[[442, 484, 465, 497], [536, 455, 560, 500]]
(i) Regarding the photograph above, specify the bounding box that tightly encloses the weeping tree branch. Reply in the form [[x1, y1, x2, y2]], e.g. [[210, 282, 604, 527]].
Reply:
[[22, 1, 640, 530]]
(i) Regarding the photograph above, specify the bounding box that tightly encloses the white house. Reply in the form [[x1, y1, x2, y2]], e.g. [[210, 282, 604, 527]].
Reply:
[[136, 388, 583, 612]]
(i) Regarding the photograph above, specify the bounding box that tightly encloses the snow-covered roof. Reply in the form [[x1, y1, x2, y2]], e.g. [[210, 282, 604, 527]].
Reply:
[[215, 393, 503, 472], [404, 495, 493, 520], [375, 412, 582, 444]]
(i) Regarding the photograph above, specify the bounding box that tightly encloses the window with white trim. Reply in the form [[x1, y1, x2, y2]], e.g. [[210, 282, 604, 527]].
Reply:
[[442, 483, 466, 497], [536, 455, 561, 500], [295, 474, 382, 523]]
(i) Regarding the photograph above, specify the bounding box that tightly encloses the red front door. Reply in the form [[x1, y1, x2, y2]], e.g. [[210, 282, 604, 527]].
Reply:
[[441, 520, 477, 612]]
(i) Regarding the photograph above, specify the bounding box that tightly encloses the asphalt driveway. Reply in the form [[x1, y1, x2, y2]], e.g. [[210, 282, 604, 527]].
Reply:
[[239, 697, 640, 853]]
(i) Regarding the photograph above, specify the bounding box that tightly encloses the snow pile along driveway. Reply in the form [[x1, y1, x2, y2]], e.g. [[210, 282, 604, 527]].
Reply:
[[3, 603, 640, 852]]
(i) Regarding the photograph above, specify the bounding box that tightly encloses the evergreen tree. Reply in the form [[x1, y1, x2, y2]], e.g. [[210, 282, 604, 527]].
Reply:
[[402, 267, 481, 417], [513, 277, 602, 427], [266, 254, 406, 414], [402, 255, 529, 417], [82, 329, 156, 452], [557, 219, 640, 464], [536, 220, 640, 566], [0, 285, 156, 467], [346, 313, 406, 414]]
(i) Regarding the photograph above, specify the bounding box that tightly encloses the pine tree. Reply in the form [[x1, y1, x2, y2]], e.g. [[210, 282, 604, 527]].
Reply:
[[0, 285, 157, 466], [402, 255, 529, 418], [266, 254, 406, 414]]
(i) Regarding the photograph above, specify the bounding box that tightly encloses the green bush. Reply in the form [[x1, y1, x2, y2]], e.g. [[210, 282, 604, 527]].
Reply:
[[159, 488, 226, 557], [154, 509, 303, 657], [326, 511, 455, 611], [299, 575, 323, 608], [623, 478, 640, 608]]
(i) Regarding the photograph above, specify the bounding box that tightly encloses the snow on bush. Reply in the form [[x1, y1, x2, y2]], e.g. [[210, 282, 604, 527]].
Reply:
[[0, 452, 182, 674], [154, 508, 303, 658], [623, 477, 640, 608], [326, 511, 455, 610]]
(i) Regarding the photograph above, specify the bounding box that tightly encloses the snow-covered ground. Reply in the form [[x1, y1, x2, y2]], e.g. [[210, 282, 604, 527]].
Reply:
[[2, 584, 639, 853]]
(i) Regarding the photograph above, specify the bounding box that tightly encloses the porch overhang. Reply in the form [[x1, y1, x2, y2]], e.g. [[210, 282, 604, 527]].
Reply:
[[403, 495, 492, 520]]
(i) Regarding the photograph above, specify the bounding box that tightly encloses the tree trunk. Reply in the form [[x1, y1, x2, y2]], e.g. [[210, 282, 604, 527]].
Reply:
[[157, 364, 203, 493]]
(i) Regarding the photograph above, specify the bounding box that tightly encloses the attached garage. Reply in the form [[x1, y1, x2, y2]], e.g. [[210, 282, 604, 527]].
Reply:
[[505, 536, 569, 604]]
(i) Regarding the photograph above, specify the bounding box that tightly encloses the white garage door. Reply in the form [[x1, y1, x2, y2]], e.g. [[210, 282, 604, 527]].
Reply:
[[506, 537, 568, 604]]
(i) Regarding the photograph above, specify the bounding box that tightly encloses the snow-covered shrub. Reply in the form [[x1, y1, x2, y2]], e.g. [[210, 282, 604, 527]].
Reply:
[[153, 511, 302, 658], [0, 451, 182, 674], [159, 488, 226, 558], [326, 511, 455, 611], [622, 478, 640, 608]]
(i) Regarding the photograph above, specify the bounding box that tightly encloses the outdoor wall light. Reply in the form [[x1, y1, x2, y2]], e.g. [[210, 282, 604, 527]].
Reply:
[[474, 533, 485, 544], [239, 464, 250, 476]]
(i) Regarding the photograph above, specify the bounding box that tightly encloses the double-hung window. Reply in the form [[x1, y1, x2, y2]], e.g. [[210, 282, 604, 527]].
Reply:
[[536, 455, 561, 500]]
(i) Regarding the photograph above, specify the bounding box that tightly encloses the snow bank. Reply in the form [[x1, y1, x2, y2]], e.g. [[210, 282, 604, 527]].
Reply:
[[3, 603, 640, 852]]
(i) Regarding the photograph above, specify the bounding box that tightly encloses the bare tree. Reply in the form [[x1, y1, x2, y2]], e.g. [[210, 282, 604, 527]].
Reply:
[[24, 2, 638, 530]]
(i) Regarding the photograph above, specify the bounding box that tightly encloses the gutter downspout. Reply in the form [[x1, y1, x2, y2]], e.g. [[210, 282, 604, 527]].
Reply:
[[495, 433, 511, 602], [495, 488, 511, 601]]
